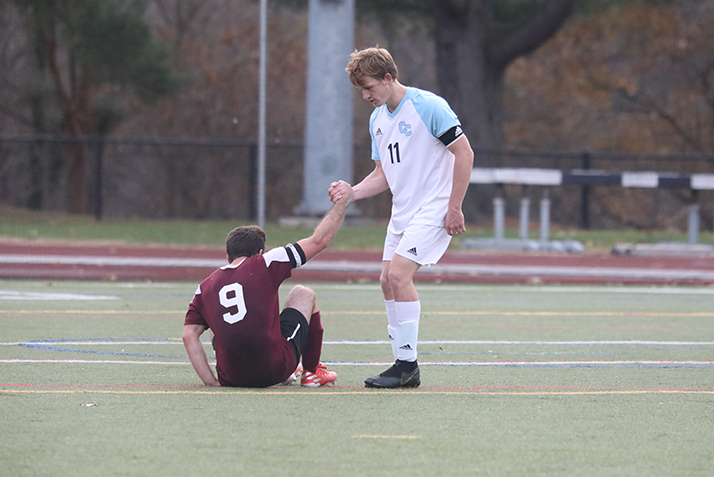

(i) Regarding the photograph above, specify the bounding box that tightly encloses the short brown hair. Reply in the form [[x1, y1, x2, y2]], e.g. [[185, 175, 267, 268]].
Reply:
[[225, 225, 266, 262], [345, 47, 399, 87]]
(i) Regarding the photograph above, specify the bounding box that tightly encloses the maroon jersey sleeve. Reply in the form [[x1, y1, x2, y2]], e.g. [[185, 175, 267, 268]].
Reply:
[[263, 242, 306, 288], [184, 284, 209, 328]]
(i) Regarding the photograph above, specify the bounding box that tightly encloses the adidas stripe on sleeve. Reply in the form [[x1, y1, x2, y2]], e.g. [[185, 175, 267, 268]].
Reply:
[[438, 125, 464, 147]]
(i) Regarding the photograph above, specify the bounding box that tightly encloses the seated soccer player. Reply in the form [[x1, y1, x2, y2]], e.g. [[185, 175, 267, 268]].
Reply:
[[182, 182, 353, 387]]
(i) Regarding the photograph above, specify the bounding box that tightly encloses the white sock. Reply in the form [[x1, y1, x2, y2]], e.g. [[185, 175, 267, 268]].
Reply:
[[385, 299, 398, 360], [395, 300, 420, 362]]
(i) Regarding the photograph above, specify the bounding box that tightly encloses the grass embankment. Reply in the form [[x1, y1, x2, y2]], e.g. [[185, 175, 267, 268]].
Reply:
[[0, 208, 706, 252]]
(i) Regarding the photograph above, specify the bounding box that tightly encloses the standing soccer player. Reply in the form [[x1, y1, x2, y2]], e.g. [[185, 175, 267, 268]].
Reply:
[[330, 47, 474, 388], [183, 182, 353, 388]]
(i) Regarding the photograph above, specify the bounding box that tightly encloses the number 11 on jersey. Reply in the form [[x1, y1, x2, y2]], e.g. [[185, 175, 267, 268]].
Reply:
[[387, 142, 401, 164]]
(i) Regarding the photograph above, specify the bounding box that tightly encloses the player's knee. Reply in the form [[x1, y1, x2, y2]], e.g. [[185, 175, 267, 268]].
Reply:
[[386, 268, 410, 292], [291, 284, 315, 300], [289, 284, 317, 308], [386, 268, 400, 286], [284, 284, 317, 319], [379, 272, 391, 293]]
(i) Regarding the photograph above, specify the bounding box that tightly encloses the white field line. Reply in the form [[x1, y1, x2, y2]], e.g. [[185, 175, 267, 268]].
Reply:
[[3, 340, 714, 346], [2, 283, 714, 305], [0, 340, 185, 346], [3, 254, 714, 281], [328, 360, 714, 367], [0, 290, 118, 301], [2, 359, 714, 367], [311, 284, 714, 295], [0, 254, 223, 268], [1, 359, 195, 365], [323, 340, 714, 346], [304, 261, 714, 281]]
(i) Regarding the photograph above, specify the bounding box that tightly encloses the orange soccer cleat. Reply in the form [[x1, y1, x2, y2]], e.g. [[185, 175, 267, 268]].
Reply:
[[300, 362, 337, 387]]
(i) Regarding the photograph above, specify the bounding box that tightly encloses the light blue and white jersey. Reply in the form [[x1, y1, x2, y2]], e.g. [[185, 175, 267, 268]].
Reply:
[[369, 87, 463, 234]]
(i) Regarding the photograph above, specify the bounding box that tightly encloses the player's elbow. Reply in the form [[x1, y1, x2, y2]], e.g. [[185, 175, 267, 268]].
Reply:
[[299, 236, 330, 263], [182, 326, 200, 347], [181, 332, 192, 350], [312, 234, 332, 253]]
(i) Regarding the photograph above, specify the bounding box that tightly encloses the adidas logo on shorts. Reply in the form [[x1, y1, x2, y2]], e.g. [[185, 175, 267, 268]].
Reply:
[[407, 247, 417, 256]]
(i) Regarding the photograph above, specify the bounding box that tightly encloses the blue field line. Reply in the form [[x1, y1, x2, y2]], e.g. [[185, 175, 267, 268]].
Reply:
[[7, 338, 714, 368], [20, 338, 174, 344], [324, 361, 714, 369], [18, 338, 209, 360], [19, 344, 192, 359]]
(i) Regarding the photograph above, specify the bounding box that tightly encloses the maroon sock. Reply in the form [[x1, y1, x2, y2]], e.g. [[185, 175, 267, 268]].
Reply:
[[302, 311, 323, 373]]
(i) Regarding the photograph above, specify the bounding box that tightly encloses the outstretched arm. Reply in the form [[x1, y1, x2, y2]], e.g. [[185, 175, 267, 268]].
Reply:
[[297, 181, 354, 262], [182, 324, 221, 387], [444, 135, 474, 236]]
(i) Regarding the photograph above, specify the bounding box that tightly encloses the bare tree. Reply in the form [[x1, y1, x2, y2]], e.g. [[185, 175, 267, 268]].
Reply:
[[355, 0, 574, 151]]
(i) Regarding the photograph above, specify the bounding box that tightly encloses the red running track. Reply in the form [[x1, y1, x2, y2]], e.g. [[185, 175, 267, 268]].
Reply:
[[1, 240, 713, 285]]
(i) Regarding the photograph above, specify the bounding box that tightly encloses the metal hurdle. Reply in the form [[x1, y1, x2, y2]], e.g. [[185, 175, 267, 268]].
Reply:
[[464, 168, 714, 254]]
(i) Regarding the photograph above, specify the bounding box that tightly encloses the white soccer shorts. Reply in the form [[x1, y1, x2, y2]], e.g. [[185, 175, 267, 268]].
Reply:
[[382, 224, 452, 266]]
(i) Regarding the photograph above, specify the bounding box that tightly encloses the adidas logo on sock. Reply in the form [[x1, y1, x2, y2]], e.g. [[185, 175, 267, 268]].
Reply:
[[407, 247, 417, 256], [399, 344, 413, 350]]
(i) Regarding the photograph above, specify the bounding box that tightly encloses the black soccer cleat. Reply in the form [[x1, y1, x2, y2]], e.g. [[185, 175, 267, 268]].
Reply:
[[364, 361, 421, 388]]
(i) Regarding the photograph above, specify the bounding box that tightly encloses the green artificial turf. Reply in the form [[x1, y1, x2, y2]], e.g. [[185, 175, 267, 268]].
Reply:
[[2, 281, 713, 476]]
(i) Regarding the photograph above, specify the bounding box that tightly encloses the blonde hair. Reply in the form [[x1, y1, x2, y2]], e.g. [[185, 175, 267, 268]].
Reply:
[[345, 47, 399, 87]]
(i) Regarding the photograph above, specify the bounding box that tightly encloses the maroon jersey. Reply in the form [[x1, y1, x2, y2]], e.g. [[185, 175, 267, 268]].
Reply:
[[184, 243, 306, 387]]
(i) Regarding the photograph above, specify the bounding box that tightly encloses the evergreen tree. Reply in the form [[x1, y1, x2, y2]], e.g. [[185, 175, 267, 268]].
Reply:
[[7, 0, 183, 212]]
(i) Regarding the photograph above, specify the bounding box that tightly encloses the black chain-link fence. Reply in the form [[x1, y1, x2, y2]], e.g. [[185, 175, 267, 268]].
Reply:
[[1, 134, 712, 231]]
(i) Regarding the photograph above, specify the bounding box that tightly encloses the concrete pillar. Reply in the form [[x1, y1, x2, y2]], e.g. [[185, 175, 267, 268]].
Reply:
[[299, 0, 354, 215]]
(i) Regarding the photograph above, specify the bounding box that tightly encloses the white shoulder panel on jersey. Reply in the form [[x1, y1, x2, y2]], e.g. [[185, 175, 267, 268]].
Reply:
[[263, 247, 291, 267], [262, 243, 306, 269]]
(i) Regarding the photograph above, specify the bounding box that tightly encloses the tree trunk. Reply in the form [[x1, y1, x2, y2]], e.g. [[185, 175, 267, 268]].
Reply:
[[65, 142, 88, 213], [433, 0, 574, 154], [45, 34, 91, 213], [433, 2, 504, 150]]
